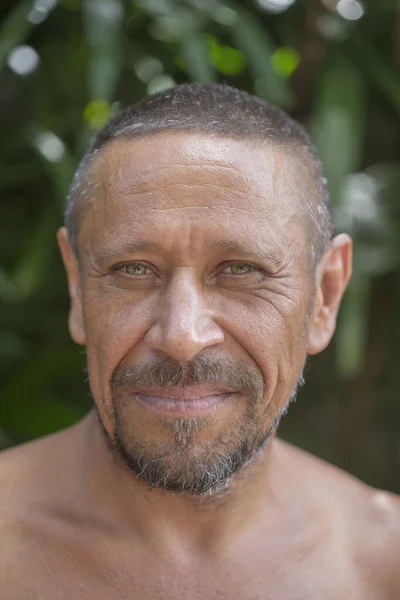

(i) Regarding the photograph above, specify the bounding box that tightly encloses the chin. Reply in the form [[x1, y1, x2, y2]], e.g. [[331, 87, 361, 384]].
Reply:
[[109, 415, 274, 495]]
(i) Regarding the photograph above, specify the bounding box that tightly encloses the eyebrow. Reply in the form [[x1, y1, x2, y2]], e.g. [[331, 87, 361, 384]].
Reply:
[[92, 240, 162, 268], [208, 240, 285, 269], [92, 238, 284, 269]]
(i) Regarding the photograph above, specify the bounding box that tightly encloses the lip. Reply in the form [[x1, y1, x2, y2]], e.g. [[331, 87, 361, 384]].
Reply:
[[133, 387, 237, 416]]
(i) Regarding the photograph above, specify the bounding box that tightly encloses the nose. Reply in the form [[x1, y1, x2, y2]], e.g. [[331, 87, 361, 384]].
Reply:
[[144, 269, 224, 362]]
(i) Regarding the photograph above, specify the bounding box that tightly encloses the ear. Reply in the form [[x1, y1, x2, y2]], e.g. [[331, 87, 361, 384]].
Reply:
[[307, 234, 352, 355], [57, 227, 86, 346]]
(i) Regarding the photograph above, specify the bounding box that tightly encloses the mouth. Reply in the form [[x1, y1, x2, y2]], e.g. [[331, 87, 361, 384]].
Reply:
[[132, 386, 238, 416]]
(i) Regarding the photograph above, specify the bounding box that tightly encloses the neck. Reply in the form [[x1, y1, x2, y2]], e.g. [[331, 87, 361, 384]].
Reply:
[[76, 410, 288, 555]]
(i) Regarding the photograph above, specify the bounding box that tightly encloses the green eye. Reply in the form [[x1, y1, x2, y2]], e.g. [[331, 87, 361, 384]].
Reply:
[[123, 263, 149, 276], [225, 263, 254, 275]]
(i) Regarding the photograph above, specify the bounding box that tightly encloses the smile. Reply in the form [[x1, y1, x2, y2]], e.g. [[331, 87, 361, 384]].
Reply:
[[134, 389, 237, 416]]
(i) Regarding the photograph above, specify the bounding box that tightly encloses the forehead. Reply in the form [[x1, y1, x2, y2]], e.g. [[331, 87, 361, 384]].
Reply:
[[80, 131, 310, 262], [96, 131, 292, 208]]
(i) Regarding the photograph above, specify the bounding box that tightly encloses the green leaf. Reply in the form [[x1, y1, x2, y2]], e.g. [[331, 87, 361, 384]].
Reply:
[[0, 268, 18, 303], [31, 129, 77, 213], [336, 273, 370, 377], [207, 35, 245, 75], [84, 99, 112, 129], [228, 4, 292, 107], [11, 205, 59, 301], [83, 0, 124, 101], [180, 33, 216, 82], [270, 47, 300, 79], [351, 35, 400, 118], [311, 54, 366, 207]]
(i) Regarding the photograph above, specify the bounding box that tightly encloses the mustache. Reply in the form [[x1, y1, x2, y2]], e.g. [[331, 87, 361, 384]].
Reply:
[[111, 355, 264, 399]]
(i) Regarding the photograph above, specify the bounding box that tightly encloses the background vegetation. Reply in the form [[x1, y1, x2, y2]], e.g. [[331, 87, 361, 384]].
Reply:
[[1, 0, 399, 492]]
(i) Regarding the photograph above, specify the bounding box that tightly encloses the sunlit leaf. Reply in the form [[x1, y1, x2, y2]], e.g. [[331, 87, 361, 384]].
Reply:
[[207, 35, 245, 75], [84, 99, 112, 129], [270, 46, 300, 78]]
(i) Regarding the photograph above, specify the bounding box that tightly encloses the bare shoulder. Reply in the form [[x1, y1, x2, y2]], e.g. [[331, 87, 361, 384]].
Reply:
[[0, 420, 92, 539], [0, 424, 78, 530], [276, 438, 400, 598], [0, 424, 85, 587], [0, 423, 83, 508], [350, 484, 400, 599]]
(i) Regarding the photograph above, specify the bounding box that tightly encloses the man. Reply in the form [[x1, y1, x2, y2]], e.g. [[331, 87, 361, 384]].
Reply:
[[1, 83, 399, 599]]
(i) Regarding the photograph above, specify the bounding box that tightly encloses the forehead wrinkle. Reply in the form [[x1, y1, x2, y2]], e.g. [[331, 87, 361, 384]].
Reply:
[[109, 180, 254, 201], [109, 167, 256, 205], [114, 160, 241, 178], [144, 204, 255, 214], [101, 167, 270, 215], [99, 135, 275, 202]]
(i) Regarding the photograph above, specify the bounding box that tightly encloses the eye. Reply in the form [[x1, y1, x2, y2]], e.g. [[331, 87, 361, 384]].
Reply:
[[121, 262, 152, 276], [221, 262, 258, 275]]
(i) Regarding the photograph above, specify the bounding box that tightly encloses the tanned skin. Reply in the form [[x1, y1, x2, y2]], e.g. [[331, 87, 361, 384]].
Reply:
[[1, 131, 399, 599]]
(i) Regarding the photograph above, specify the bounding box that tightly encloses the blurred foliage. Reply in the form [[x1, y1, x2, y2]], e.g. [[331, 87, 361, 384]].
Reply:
[[1, 0, 400, 492]]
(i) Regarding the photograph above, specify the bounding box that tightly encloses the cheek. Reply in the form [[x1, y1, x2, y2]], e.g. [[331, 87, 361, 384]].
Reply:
[[82, 288, 154, 402], [219, 292, 308, 402]]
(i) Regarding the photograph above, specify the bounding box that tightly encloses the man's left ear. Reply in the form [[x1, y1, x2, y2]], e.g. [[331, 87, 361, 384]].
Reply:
[[307, 233, 352, 356]]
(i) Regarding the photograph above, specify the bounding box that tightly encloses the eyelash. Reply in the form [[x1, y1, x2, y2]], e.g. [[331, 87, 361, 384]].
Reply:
[[113, 261, 263, 279], [220, 263, 260, 275], [120, 263, 153, 276]]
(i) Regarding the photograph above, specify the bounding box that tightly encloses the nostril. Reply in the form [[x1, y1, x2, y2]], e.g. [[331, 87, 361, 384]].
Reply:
[[144, 319, 224, 363]]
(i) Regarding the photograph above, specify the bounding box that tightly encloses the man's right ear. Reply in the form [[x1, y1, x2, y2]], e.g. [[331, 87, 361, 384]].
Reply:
[[57, 227, 86, 346]]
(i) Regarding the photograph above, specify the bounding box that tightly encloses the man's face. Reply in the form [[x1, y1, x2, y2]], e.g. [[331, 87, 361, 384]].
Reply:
[[62, 131, 318, 494]]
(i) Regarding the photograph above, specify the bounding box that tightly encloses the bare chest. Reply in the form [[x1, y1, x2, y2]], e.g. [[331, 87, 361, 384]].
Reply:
[[1, 573, 366, 600], [2, 537, 367, 600]]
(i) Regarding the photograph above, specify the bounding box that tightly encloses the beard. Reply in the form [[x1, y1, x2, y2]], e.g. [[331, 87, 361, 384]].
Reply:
[[95, 355, 304, 496]]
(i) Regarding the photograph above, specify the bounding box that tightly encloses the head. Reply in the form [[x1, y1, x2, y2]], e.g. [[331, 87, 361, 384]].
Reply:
[[58, 83, 352, 496]]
